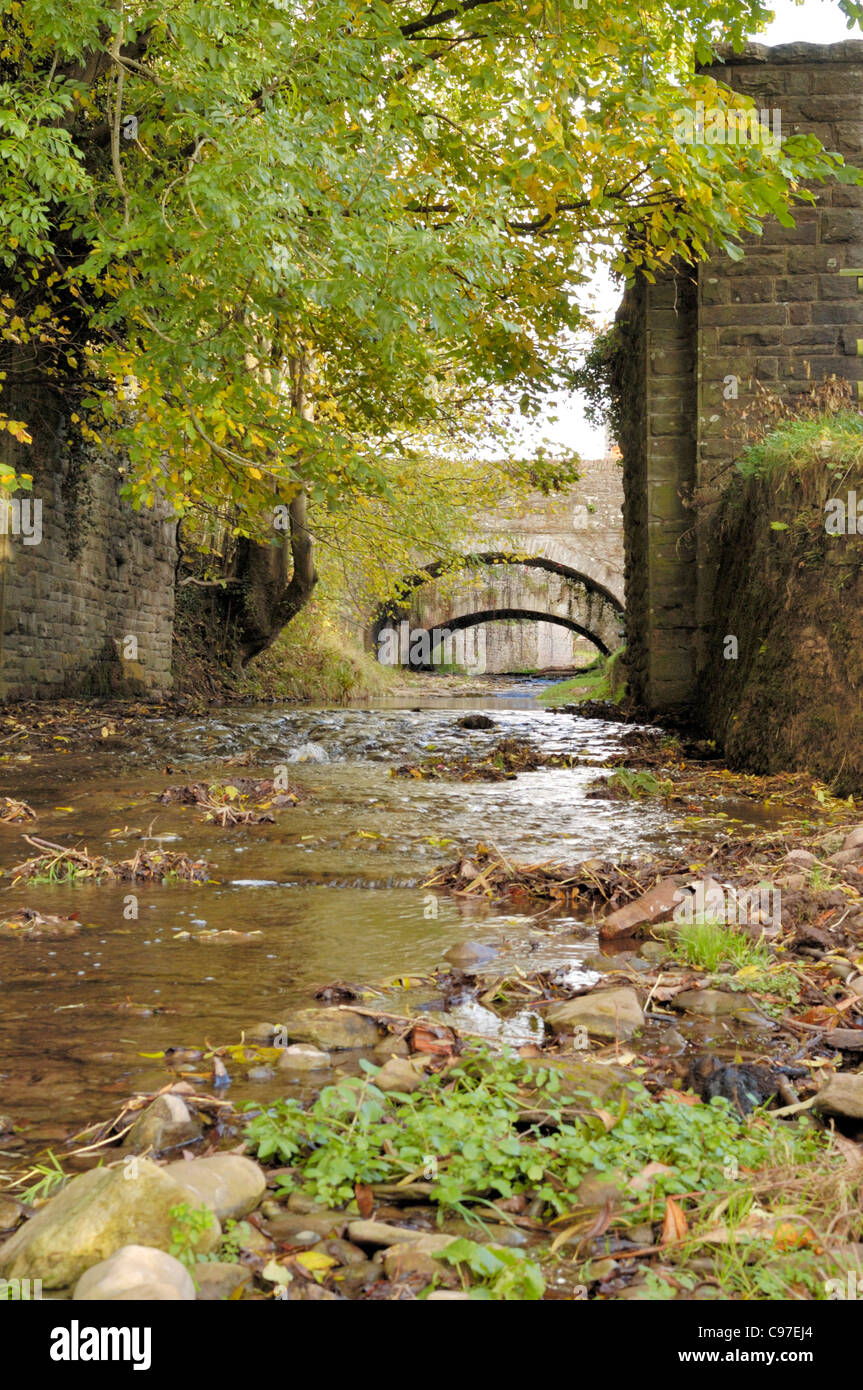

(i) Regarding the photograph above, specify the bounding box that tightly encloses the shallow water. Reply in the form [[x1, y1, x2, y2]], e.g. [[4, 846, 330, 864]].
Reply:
[[0, 681, 779, 1146]]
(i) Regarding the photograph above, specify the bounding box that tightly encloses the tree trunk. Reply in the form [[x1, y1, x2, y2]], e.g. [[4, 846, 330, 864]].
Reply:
[[228, 351, 318, 665]]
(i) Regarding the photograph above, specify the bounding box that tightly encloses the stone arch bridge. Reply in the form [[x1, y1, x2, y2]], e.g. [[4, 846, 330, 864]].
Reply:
[[369, 457, 624, 673]]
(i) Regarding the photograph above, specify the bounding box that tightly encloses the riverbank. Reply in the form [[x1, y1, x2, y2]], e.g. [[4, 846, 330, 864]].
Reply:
[[1, 692, 862, 1300]]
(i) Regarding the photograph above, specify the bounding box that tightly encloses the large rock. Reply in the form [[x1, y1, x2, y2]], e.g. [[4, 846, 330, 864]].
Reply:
[[278, 1044, 332, 1072], [163, 1155, 266, 1221], [528, 1056, 632, 1102], [373, 1057, 427, 1093], [544, 988, 644, 1041], [347, 1220, 433, 1247], [599, 878, 682, 941], [842, 826, 863, 852], [814, 1072, 863, 1120], [0, 1159, 220, 1289], [280, 1007, 381, 1050], [73, 1245, 195, 1301], [670, 989, 756, 1018], [444, 941, 497, 969], [124, 1093, 200, 1155]]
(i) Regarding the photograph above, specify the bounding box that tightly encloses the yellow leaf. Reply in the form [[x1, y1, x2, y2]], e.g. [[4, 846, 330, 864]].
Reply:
[[296, 1251, 338, 1272]]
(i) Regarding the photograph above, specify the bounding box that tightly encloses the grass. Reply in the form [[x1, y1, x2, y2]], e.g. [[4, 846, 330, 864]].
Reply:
[[736, 409, 863, 481], [539, 647, 626, 707], [244, 610, 398, 703], [671, 917, 799, 1004], [672, 918, 773, 974]]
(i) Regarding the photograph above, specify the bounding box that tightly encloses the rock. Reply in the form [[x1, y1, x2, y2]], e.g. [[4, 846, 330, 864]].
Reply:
[[828, 849, 862, 868], [264, 1211, 345, 1240], [279, 1007, 381, 1050], [374, 1057, 427, 1093], [384, 1232, 460, 1256], [670, 988, 756, 1019], [0, 1159, 220, 1289], [537, 1056, 632, 1101], [193, 1262, 252, 1301], [843, 827, 863, 852], [277, 1044, 332, 1072], [384, 1248, 443, 1283], [784, 849, 818, 867], [347, 1219, 433, 1247], [234, 1224, 272, 1254], [824, 1029, 863, 1051], [444, 940, 498, 969], [247, 1022, 281, 1042], [310, 1238, 368, 1266], [0, 1196, 24, 1231], [599, 878, 682, 941], [73, 1245, 195, 1301], [638, 941, 669, 963], [545, 987, 644, 1041], [163, 1155, 266, 1221], [331, 1259, 380, 1295], [814, 1073, 863, 1119], [456, 714, 495, 730], [286, 1192, 326, 1215], [373, 1036, 411, 1060], [124, 1093, 200, 1155], [777, 873, 807, 892]]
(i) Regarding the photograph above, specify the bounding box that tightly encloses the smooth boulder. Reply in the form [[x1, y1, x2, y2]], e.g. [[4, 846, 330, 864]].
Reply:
[[279, 1007, 381, 1050], [124, 1093, 200, 1155], [0, 1159, 220, 1289], [163, 1155, 266, 1222], [545, 987, 644, 1041], [73, 1244, 195, 1301]]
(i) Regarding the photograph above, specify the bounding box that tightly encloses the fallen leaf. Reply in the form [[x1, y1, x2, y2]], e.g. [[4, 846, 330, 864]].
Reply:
[[661, 1196, 688, 1246]]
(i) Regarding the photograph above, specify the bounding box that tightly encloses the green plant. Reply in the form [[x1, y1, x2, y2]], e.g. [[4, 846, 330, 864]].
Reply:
[[539, 647, 626, 707], [17, 1151, 68, 1204], [218, 1219, 250, 1265], [736, 408, 863, 481], [433, 1238, 545, 1301], [672, 918, 771, 974], [169, 1203, 217, 1271], [243, 1049, 824, 1220], [605, 768, 673, 800]]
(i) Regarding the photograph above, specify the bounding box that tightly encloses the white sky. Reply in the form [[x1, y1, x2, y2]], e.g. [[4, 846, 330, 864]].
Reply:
[[552, 0, 862, 458]]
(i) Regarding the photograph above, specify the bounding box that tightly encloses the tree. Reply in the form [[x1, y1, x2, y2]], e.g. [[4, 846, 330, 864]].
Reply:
[[1, 0, 861, 658]]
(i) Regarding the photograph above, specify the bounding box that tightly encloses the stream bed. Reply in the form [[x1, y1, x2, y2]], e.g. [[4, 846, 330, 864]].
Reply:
[[0, 680, 777, 1149]]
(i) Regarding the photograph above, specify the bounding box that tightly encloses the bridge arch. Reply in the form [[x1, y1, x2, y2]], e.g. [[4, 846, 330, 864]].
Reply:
[[370, 553, 624, 666]]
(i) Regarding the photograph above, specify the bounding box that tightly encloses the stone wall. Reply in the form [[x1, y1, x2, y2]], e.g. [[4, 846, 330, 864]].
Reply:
[[619, 41, 863, 716], [0, 392, 176, 699]]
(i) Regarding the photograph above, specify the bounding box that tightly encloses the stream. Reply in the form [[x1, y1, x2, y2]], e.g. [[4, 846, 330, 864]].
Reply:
[[0, 679, 777, 1148]]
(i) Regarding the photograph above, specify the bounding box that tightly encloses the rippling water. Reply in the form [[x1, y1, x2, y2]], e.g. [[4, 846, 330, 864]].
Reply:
[[0, 683, 764, 1145]]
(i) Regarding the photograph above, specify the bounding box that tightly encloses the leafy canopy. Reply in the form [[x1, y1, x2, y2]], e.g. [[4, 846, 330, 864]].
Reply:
[[1, 0, 862, 536]]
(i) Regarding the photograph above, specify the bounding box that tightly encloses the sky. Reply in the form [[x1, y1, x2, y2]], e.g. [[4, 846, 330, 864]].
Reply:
[[551, 0, 861, 459]]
